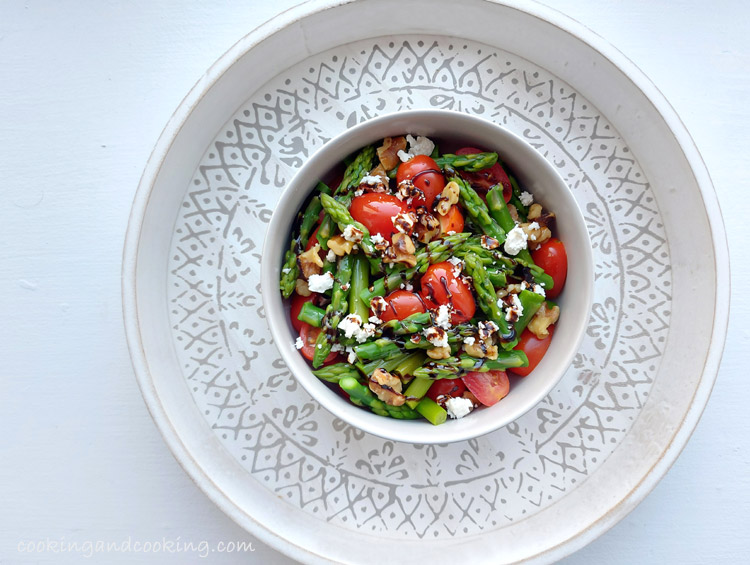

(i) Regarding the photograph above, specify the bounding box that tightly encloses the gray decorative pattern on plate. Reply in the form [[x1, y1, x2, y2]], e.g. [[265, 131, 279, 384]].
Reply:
[[168, 36, 669, 537]]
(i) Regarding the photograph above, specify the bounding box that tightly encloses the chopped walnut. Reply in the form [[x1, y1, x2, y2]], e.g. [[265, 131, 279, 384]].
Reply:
[[507, 203, 520, 223], [369, 368, 405, 406], [427, 345, 452, 360], [392, 211, 417, 235], [383, 232, 417, 267], [327, 235, 356, 256], [370, 296, 389, 319], [295, 278, 311, 297], [480, 235, 500, 250], [298, 243, 324, 277], [435, 181, 460, 216], [464, 337, 498, 360], [521, 221, 552, 249], [527, 203, 543, 221], [377, 136, 407, 171], [528, 302, 560, 339], [413, 207, 440, 243]]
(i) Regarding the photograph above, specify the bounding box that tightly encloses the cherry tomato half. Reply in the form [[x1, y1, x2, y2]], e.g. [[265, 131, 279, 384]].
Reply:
[[396, 154, 446, 209], [531, 238, 567, 299], [426, 378, 466, 404], [420, 262, 476, 324], [438, 205, 465, 235], [377, 290, 427, 322], [456, 147, 512, 202], [509, 326, 554, 377], [350, 193, 407, 239], [461, 370, 510, 406], [298, 323, 338, 364], [290, 293, 315, 333]]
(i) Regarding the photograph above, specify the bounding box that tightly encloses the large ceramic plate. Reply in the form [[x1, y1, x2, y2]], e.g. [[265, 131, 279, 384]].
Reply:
[[123, 0, 729, 563]]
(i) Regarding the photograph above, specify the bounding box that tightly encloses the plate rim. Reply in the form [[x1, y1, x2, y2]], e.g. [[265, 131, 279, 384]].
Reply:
[[121, 0, 731, 563]]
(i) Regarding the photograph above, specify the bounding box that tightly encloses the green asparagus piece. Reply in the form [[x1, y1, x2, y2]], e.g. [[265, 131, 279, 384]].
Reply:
[[508, 173, 528, 219], [455, 177, 507, 243], [353, 338, 402, 361], [486, 185, 535, 265], [513, 289, 546, 336], [336, 145, 376, 196], [312, 363, 363, 383], [412, 351, 529, 380], [349, 253, 370, 320], [297, 301, 325, 327], [279, 247, 298, 299], [463, 252, 511, 336], [404, 376, 434, 408], [415, 397, 447, 425], [487, 268, 507, 288], [359, 352, 411, 376], [312, 254, 353, 368], [338, 377, 420, 419], [320, 193, 376, 256], [435, 152, 498, 173], [393, 352, 428, 378], [379, 312, 432, 335]]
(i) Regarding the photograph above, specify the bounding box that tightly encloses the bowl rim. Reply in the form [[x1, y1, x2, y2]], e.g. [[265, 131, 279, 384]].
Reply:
[[260, 107, 594, 444], [121, 1, 730, 563]]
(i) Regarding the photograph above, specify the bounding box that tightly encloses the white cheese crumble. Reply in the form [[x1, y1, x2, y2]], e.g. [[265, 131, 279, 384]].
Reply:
[[397, 149, 412, 163], [307, 271, 334, 293], [360, 174, 386, 185], [337, 313, 376, 343], [295, 337, 304, 350], [447, 256, 464, 277], [369, 315, 383, 325], [463, 336, 476, 346], [503, 292, 524, 322], [281, 267, 291, 274], [342, 224, 363, 243], [423, 326, 449, 348], [519, 191, 534, 207], [370, 233, 386, 245], [406, 134, 435, 157], [326, 249, 336, 262], [331, 342, 344, 353], [503, 225, 528, 256], [445, 396, 474, 419], [399, 282, 414, 291], [435, 304, 452, 330], [346, 346, 357, 364]]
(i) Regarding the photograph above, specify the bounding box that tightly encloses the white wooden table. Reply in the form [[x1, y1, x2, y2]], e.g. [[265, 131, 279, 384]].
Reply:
[[2, 1, 747, 562]]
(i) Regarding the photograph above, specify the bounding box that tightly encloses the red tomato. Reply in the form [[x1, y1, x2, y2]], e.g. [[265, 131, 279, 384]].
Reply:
[[461, 370, 510, 406], [419, 262, 476, 323], [305, 225, 320, 251], [510, 326, 554, 377], [531, 238, 567, 299], [396, 154, 446, 209], [456, 147, 512, 202], [377, 290, 426, 322], [350, 193, 407, 239], [298, 323, 337, 364], [426, 378, 466, 403], [289, 293, 315, 333], [438, 205, 464, 234]]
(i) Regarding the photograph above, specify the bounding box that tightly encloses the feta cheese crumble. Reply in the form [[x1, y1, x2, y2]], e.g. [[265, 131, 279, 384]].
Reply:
[[360, 174, 386, 185], [337, 313, 377, 343], [370, 233, 386, 245], [503, 225, 528, 256], [445, 396, 474, 419], [307, 271, 334, 293], [447, 256, 464, 277], [519, 190, 534, 207], [326, 249, 336, 262], [295, 337, 304, 350], [369, 315, 383, 325], [500, 292, 524, 322], [342, 224, 364, 243], [397, 149, 412, 163], [435, 304, 452, 330], [423, 326, 449, 348], [397, 135, 436, 162], [346, 346, 357, 364], [463, 336, 476, 346]]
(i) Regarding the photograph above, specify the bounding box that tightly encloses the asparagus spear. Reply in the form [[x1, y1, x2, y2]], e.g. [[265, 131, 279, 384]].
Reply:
[[319, 193, 376, 256], [297, 301, 325, 327], [312, 362, 363, 383], [338, 377, 420, 419], [415, 397, 447, 425], [379, 312, 431, 335], [349, 252, 370, 321], [463, 252, 511, 337], [434, 152, 498, 172], [454, 177, 507, 243], [404, 376, 434, 408], [312, 254, 353, 368], [486, 185, 534, 265], [279, 192, 326, 298], [412, 351, 528, 380], [353, 338, 402, 361]]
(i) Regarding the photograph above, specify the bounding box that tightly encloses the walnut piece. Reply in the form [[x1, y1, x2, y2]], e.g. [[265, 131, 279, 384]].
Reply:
[[527, 203, 543, 221], [327, 235, 356, 256], [413, 207, 440, 243], [369, 368, 405, 406], [383, 232, 417, 267], [521, 221, 552, 249], [295, 278, 311, 297], [426, 345, 452, 360], [463, 338, 498, 360], [435, 181, 460, 216], [298, 243, 324, 278], [527, 302, 560, 339], [377, 136, 407, 171]]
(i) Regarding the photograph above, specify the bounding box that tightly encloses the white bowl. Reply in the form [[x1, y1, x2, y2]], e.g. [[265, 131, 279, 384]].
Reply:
[[260, 109, 593, 444]]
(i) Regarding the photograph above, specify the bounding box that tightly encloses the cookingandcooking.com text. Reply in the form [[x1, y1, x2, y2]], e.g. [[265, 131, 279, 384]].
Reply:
[[17, 536, 255, 558]]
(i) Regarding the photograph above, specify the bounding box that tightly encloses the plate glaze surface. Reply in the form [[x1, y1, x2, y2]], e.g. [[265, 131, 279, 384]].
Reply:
[[125, 1, 726, 562], [169, 36, 667, 536]]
